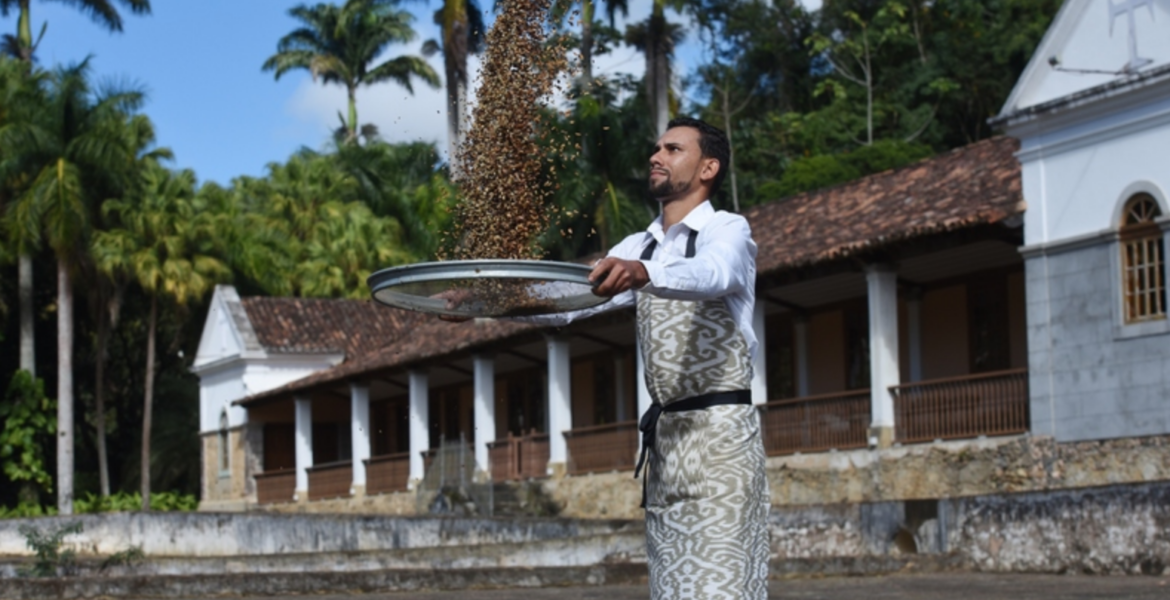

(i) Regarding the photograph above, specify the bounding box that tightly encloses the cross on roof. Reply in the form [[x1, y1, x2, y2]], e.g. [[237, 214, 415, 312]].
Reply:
[[1109, 0, 1156, 72]]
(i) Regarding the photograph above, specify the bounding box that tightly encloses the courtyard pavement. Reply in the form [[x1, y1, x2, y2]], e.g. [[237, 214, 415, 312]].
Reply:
[[168, 573, 1169, 600]]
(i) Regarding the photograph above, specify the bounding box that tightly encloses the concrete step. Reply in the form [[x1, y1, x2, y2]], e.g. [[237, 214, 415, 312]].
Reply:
[[1, 562, 651, 600], [0, 529, 648, 578]]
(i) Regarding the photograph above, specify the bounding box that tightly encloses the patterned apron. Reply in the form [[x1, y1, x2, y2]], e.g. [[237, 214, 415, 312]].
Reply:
[[636, 234, 771, 600]]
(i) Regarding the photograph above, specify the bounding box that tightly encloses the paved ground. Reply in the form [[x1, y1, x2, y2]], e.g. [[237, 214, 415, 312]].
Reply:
[[192, 573, 1169, 600]]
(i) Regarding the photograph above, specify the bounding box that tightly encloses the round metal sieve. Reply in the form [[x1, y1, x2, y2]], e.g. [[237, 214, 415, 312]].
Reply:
[[367, 259, 605, 317]]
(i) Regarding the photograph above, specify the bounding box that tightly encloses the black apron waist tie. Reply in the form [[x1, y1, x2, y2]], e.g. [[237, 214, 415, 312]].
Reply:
[[634, 389, 752, 508]]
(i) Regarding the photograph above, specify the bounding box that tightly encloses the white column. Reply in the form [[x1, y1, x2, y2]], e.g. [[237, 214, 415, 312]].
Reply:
[[794, 315, 810, 398], [546, 335, 572, 474], [408, 369, 430, 488], [751, 301, 768, 405], [866, 265, 900, 445], [614, 352, 629, 422], [350, 382, 370, 494], [473, 354, 496, 478], [294, 395, 313, 500], [907, 289, 923, 382]]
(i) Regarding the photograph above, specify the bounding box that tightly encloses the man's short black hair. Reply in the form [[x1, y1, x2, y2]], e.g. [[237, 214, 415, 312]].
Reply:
[[666, 116, 730, 198]]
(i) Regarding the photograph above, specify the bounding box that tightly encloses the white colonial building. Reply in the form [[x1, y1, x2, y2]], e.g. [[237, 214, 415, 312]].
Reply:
[[994, 0, 1170, 441]]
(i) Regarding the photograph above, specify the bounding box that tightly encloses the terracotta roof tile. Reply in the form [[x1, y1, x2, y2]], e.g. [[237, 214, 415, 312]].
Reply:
[[743, 136, 1024, 275], [238, 317, 540, 406], [240, 297, 426, 357]]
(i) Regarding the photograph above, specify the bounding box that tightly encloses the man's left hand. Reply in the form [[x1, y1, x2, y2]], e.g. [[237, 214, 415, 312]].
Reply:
[[590, 257, 649, 297]]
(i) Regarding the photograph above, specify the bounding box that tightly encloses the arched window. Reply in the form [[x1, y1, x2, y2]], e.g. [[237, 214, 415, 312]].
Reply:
[[218, 411, 230, 474], [1120, 194, 1166, 323]]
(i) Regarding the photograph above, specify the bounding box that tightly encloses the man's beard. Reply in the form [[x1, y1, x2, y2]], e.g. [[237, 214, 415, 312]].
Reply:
[[649, 175, 690, 199]]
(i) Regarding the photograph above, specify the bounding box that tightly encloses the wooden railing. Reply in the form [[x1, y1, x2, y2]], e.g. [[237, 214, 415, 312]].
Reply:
[[564, 420, 638, 475], [487, 430, 549, 481], [306, 460, 352, 501], [365, 452, 410, 494], [254, 468, 296, 505], [759, 390, 870, 456], [890, 368, 1029, 444]]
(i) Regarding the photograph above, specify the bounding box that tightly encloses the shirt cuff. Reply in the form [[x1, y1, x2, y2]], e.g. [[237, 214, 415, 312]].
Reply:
[[640, 259, 665, 290]]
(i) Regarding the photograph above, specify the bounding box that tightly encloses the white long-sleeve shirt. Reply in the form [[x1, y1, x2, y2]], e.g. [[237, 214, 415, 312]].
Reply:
[[526, 200, 759, 359]]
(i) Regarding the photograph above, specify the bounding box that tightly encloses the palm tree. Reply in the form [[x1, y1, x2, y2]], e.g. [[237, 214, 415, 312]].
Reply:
[[263, 0, 441, 144], [551, 0, 628, 86], [93, 165, 229, 511], [88, 112, 172, 498], [542, 78, 651, 259], [0, 56, 43, 377], [333, 140, 450, 255], [5, 58, 142, 514], [625, 0, 685, 135], [1, 0, 150, 415], [422, 0, 484, 170], [1, 0, 150, 62]]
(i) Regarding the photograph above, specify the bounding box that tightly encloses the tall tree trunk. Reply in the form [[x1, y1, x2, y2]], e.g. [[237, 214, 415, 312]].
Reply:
[[19, 253, 34, 376], [580, 0, 594, 85], [56, 259, 73, 515], [719, 85, 739, 212], [444, 21, 467, 179], [646, 3, 670, 137], [140, 294, 158, 512], [443, 1, 469, 178], [94, 287, 122, 498], [346, 85, 359, 144], [652, 44, 670, 137], [16, 0, 33, 61]]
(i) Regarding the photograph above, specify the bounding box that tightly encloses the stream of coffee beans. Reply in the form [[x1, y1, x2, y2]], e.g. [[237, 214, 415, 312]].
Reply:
[[438, 0, 576, 315]]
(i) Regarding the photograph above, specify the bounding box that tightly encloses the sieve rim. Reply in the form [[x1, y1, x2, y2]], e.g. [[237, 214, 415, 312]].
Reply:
[[367, 259, 603, 316]]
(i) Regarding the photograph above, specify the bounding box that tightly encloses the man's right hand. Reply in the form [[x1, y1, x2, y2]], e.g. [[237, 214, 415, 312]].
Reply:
[[590, 257, 650, 297], [433, 289, 473, 323]]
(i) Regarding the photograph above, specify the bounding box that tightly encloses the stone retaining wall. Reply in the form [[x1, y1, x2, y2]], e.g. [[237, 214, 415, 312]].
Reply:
[[0, 512, 638, 557], [766, 433, 1170, 508]]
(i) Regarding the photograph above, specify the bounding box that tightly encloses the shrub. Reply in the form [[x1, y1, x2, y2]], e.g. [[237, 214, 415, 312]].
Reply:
[[18, 521, 81, 577]]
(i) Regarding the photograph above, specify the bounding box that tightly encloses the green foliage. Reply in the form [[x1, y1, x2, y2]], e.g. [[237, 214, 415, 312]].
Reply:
[[72, 490, 197, 513], [845, 139, 932, 174], [538, 75, 655, 260], [202, 145, 439, 299], [683, 0, 1058, 207], [765, 155, 859, 200], [0, 370, 55, 493], [17, 521, 81, 577], [1, 491, 196, 519], [766, 139, 933, 199], [0, 502, 57, 519], [99, 545, 144, 572]]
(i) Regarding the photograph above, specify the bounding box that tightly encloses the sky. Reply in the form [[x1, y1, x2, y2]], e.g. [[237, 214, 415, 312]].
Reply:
[[6, 0, 820, 187]]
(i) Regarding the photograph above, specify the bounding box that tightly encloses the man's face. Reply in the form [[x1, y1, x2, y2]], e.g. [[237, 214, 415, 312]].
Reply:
[[648, 126, 715, 201]]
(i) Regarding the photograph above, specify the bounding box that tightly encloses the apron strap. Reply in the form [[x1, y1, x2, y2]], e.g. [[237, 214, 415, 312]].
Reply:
[[638, 230, 699, 261]]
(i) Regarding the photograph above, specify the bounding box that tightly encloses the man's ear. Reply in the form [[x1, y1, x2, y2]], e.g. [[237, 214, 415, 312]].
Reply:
[[699, 157, 720, 184]]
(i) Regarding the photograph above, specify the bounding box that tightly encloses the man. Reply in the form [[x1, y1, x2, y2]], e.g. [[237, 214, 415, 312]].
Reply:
[[527, 116, 770, 599]]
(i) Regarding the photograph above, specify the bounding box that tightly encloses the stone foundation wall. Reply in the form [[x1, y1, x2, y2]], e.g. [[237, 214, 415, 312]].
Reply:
[[542, 470, 643, 519], [198, 433, 1170, 521], [259, 491, 418, 516], [768, 433, 1170, 506]]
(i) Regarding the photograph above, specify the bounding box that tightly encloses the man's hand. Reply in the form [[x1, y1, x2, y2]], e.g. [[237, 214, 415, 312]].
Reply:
[[433, 288, 473, 322], [590, 257, 649, 297]]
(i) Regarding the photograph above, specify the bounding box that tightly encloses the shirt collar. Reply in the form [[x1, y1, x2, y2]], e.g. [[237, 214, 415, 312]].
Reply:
[[646, 200, 715, 241]]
